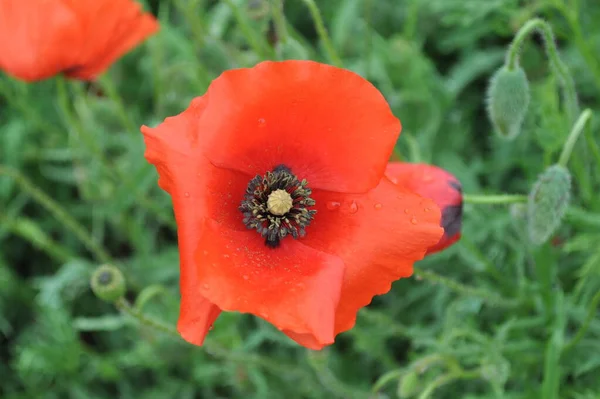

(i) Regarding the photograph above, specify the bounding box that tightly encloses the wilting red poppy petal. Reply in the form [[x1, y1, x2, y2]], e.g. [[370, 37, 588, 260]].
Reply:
[[301, 178, 444, 334], [0, 0, 158, 82], [385, 162, 463, 254], [64, 0, 159, 80], [195, 60, 401, 193], [195, 219, 345, 347]]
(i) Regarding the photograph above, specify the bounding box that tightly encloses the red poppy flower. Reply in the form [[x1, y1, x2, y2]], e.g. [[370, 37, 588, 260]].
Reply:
[[141, 60, 445, 350], [385, 163, 463, 254], [0, 0, 158, 82]]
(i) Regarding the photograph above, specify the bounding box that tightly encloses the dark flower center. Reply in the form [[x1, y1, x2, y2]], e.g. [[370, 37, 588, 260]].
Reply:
[[239, 165, 317, 248]]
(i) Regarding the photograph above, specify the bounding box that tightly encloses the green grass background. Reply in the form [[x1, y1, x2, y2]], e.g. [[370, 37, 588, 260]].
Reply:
[[1, 0, 600, 398]]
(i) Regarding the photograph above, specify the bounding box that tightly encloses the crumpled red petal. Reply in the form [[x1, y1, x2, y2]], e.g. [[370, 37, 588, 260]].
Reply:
[[195, 219, 345, 347], [385, 162, 463, 254], [64, 0, 159, 80], [0, 0, 158, 82], [301, 178, 444, 335], [195, 60, 401, 193]]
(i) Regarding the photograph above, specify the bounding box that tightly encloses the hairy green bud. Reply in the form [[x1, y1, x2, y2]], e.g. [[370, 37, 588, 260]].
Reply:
[[398, 371, 419, 398], [91, 264, 126, 303], [527, 165, 571, 245], [486, 66, 530, 140]]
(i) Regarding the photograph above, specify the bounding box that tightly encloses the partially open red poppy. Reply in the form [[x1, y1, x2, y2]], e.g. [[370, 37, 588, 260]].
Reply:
[[385, 163, 463, 254], [0, 0, 158, 82], [142, 60, 446, 350]]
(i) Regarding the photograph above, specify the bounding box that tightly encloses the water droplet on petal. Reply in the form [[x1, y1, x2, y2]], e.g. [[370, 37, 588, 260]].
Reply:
[[346, 201, 358, 214], [258, 118, 266, 127], [209, 325, 214, 331], [404, 208, 409, 214], [184, 192, 190, 198], [243, 275, 249, 280], [374, 203, 383, 210], [202, 283, 210, 290], [326, 201, 341, 210], [424, 207, 431, 212], [411, 217, 418, 224]]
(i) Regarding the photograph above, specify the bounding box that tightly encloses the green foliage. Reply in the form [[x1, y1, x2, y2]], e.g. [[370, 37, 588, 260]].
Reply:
[[1, 0, 600, 398]]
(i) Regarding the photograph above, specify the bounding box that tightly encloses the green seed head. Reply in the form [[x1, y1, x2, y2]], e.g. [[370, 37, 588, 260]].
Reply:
[[91, 264, 126, 303], [486, 66, 531, 140], [527, 164, 571, 245]]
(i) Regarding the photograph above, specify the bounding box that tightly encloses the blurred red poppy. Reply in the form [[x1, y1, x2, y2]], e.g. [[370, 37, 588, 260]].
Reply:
[[0, 0, 158, 82], [385, 163, 463, 254], [142, 60, 445, 350]]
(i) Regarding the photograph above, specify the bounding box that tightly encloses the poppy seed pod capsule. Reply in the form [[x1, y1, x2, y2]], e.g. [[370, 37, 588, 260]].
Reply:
[[486, 66, 530, 140], [527, 164, 571, 245], [91, 264, 126, 303]]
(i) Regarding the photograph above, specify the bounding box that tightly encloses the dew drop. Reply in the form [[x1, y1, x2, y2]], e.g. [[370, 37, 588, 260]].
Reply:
[[424, 207, 431, 212], [184, 192, 190, 198], [202, 250, 209, 256], [209, 325, 214, 331], [403, 208, 409, 214], [242, 275, 249, 280], [326, 201, 341, 210], [374, 203, 383, 210], [257, 118, 266, 127], [411, 217, 418, 224], [202, 283, 210, 290], [346, 201, 358, 214]]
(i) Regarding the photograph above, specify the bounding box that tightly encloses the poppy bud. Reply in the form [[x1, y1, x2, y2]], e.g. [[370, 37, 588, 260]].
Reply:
[[398, 371, 419, 398], [91, 264, 126, 303], [486, 66, 530, 140], [527, 164, 571, 245]]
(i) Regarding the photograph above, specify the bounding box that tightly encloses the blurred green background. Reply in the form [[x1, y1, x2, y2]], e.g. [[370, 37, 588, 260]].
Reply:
[[1, 0, 600, 398]]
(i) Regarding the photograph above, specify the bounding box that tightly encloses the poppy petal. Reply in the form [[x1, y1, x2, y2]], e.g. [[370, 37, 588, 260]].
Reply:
[[301, 178, 444, 334], [0, 1, 82, 81], [0, 0, 157, 82], [194, 219, 345, 347], [196, 60, 401, 193], [142, 97, 225, 345], [385, 162, 463, 254], [65, 0, 158, 80]]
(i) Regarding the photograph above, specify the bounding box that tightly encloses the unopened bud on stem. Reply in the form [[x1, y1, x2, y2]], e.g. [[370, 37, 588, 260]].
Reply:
[[486, 66, 531, 140]]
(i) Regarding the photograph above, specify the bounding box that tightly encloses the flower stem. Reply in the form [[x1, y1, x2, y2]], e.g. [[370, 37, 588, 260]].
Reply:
[[270, 0, 288, 44], [301, 0, 343, 67], [223, 0, 274, 60], [505, 18, 578, 123], [115, 297, 316, 383], [412, 269, 520, 308], [463, 194, 527, 204], [558, 109, 592, 167], [0, 165, 113, 265], [115, 297, 180, 337], [563, 290, 600, 353]]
